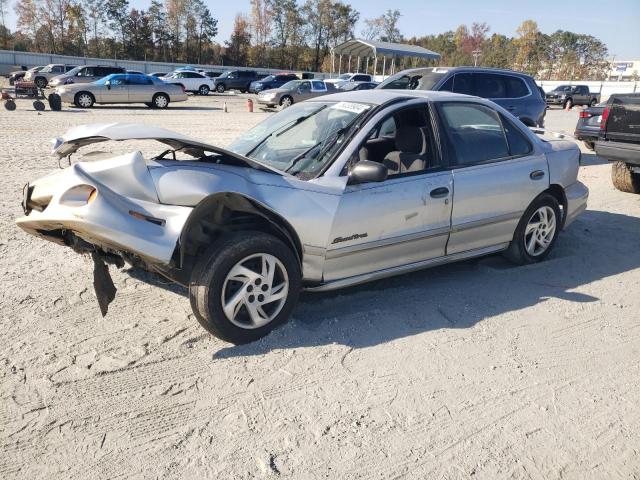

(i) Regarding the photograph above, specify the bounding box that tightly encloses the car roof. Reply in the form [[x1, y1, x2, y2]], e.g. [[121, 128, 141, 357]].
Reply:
[[396, 66, 534, 79], [312, 89, 482, 105]]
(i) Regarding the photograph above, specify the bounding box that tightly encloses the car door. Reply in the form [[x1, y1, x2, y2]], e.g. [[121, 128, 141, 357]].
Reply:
[[103, 74, 129, 103], [127, 74, 153, 102], [323, 104, 453, 281], [436, 101, 548, 254]]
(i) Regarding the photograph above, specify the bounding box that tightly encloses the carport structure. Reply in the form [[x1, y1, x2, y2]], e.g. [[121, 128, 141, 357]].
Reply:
[[330, 39, 441, 79]]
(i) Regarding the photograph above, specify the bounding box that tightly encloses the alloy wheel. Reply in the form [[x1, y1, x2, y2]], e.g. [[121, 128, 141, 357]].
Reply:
[[524, 206, 557, 256], [221, 253, 289, 329]]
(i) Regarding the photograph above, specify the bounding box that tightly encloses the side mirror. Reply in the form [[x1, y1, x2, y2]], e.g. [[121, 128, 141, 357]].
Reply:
[[105, 80, 111, 90], [348, 160, 388, 185]]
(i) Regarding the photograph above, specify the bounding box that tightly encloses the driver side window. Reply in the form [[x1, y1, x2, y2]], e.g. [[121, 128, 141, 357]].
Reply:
[[354, 106, 436, 178]]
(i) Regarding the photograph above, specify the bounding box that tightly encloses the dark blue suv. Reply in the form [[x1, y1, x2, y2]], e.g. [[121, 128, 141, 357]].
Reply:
[[249, 73, 299, 93], [378, 67, 546, 128]]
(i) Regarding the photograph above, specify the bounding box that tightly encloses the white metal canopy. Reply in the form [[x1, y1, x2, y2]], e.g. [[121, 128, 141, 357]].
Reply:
[[330, 39, 440, 79]]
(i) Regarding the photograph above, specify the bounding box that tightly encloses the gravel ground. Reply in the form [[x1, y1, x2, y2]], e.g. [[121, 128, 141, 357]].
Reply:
[[1, 96, 639, 479]]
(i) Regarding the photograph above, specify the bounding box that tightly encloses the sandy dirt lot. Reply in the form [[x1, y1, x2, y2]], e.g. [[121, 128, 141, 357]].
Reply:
[[1, 95, 639, 479]]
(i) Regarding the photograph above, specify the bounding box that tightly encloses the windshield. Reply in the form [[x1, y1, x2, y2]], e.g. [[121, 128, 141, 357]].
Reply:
[[260, 75, 275, 82], [378, 68, 448, 90], [338, 74, 351, 80], [65, 66, 82, 76], [41, 65, 56, 73], [228, 101, 371, 178], [279, 80, 301, 90]]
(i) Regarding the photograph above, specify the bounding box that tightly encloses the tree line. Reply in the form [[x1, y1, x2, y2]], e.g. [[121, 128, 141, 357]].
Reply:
[[0, 0, 611, 80]]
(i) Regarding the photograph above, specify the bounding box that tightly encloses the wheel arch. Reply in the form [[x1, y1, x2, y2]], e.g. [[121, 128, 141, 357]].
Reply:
[[544, 184, 568, 228], [176, 192, 303, 278]]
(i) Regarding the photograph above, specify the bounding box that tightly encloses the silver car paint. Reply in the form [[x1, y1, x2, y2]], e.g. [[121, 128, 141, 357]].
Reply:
[[54, 80, 187, 105], [16, 90, 588, 291]]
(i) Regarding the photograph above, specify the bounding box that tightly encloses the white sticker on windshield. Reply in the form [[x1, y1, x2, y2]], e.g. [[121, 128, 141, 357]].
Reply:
[[330, 102, 371, 114]]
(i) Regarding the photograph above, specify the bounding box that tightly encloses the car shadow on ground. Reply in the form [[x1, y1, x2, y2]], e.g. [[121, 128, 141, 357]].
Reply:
[[581, 153, 609, 166], [128, 209, 640, 357], [71, 105, 221, 111]]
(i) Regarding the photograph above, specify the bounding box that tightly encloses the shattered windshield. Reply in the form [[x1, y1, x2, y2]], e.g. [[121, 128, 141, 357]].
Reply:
[[228, 101, 371, 178]]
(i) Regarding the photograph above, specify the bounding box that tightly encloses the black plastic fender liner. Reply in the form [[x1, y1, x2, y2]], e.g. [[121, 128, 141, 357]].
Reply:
[[91, 251, 117, 316]]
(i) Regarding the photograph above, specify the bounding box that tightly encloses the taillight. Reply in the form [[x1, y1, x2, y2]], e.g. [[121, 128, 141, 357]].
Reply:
[[600, 107, 609, 129], [579, 111, 590, 118]]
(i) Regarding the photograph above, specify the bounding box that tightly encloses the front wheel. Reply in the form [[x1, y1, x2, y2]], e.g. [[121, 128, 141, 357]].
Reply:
[[74, 92, 95, 108], [504, 193, 561, 265], [189, 232, 301, 344], [34, 77, 48, 89], [280, 95, 293, 108], [216, 83, 226, 93]]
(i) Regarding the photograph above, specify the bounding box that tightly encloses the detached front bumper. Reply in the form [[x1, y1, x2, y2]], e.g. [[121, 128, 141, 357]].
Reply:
[[564, 181, 589, 228], [16, 162, 192, 265]]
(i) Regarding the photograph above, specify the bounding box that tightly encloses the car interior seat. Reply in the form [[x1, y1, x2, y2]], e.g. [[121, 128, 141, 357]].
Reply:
[[383, 126, 427, 174]]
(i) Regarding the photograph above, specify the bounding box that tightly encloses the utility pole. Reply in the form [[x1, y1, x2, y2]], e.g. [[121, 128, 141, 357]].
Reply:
[[472, 49, 482, 67]]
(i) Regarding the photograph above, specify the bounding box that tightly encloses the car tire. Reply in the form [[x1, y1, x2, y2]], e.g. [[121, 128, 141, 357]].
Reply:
[[4, 99, 16, 111], [74, 92, 95, 108], [564, 98, 573, 109], [189, 232, 301, 344], [47, 93, 62, 111], [216, 83, 226, 93], [611, 161, 640, 194], [504, 193, 562, 265], [34, 77, 48, 89], [153, 93, 169, 109], [198, 84, 210, 95], [280, 95, 293, 108], [583, 141, 595, 151]]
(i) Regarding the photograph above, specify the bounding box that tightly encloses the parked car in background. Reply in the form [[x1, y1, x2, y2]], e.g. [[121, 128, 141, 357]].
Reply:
[[162, 71, 215, 95], [8, 66, 45, 85], [54, 73, 187, 108], [249, 73, 299, 93], [25, 64, 77, 88], [377, 67, 547, 127], [325, 73, 373, 88], [574, 101, 607, 150], [339, 81, 379, 91], [595, 93, 640, 194], [17, 90, 588, 344], [49, 65, 127, 87], [545, 85, 600, 108], [212, 70, 259, 93], [256, 79, 337, 107]]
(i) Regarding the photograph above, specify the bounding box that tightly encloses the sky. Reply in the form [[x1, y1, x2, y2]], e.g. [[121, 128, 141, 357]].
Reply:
[[4, 0, 640, 59]]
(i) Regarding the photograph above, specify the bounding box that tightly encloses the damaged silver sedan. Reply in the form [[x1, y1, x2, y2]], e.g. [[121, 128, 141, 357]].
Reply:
[[17, 91, 589, 344]]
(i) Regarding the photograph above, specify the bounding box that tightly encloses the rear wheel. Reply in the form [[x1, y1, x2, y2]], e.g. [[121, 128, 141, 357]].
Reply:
[[611, 161, 640, 194], [189, 232, 301, 344], [74, 92, 94, 108], [504, 193, 561, 265], [153, 93, 169, 109], [198, 84, 210, 95], [583, 141, 595, 151]]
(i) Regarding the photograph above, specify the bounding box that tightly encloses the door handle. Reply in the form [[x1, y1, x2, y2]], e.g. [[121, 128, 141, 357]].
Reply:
[[430, 187, 450, 198], [530, 170, 545, 180]]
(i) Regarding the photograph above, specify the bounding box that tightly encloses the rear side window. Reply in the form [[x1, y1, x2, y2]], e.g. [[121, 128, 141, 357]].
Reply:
[[501, 115, 533, 156], [475, 73, 507, 98], [311, 80, 325, 90], [505, 76, 529, 98], [439, 102, 509, 165], [452, 73, 473, 95], [128, 75, 152, 85]]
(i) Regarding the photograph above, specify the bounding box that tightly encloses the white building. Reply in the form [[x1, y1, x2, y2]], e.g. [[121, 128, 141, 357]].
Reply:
[[608, 60, 640, 81]]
